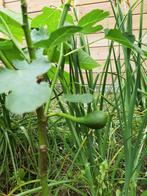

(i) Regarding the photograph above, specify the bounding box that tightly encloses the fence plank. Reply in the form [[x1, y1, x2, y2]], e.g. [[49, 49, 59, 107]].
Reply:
[[77, 1, 147, 16], [76, 0, 109, 5], [4, 0, 61, 13]]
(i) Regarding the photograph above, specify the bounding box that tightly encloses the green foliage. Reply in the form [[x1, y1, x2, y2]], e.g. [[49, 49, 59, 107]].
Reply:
[[31, 7, 73, 32], [0, 8, 24, 42], [31, 28, 49, 43], [0, 59, 51, 114], [104, 29, 144, 54], [47, 66, 70, 86], [78, 49, 100, 70], [34, 25, 82, 49], [0, 0, 146, 195], [78, 9, 109, 34], [0, 39, 13, 50], [0, 7, 23, 25], [104, 29, 133, 48], [1, 43, 24, 64], [141, 190, 147, 196]]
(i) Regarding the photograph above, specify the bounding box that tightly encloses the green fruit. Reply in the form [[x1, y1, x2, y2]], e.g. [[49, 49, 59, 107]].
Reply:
[[76, 111, 108, 129], [48, 111, 108, 129]]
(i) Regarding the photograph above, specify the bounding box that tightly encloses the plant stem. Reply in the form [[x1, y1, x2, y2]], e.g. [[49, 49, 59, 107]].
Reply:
[[36, 107, 49, 196], [48, 112, 80, 122], [58, 0, 71, 28], [44, 44, 64, 115], [44, 0, 71, 115], [0, 95, 11, 128], [20, 0, 35, 61], [20, 1, 48, 195]]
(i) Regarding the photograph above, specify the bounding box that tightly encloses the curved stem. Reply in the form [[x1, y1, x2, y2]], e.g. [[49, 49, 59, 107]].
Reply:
[[48, 112, 81, 123]]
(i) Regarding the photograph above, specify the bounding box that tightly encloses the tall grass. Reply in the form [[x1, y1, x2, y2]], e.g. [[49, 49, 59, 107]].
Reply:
[[108, 1, 147, 195]]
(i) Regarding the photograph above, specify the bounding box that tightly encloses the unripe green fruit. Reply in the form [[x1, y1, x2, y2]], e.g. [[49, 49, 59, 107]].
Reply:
[[76, 111, 108, 129], [48, 111, 108, 129]]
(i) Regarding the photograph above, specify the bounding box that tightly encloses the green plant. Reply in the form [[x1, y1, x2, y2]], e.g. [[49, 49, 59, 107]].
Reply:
[[0, 0, 146, 195], [0, 0, 109, 195]]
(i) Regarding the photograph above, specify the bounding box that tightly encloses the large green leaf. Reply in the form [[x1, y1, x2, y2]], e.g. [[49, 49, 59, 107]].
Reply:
[[2, 43, 24, 65], [31, 28, 49, 43], [47, 42, 71, 63], [78, 9, 109, 34], [0, 16, 9, 35], [0, 15, 27, 60], [81, 25, 103, 34], [105, 29, 133, 48], [63, 94, 93, 104], [0, 58, 51, 114], [0, 8, 24, 42], [78, 49, 100, 70], [6, 82, 50, 115], [31, 7, 73, 33], [35, 26, 82, 49], [105, 29, 143, 55], [0, 7, 23, 25]]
